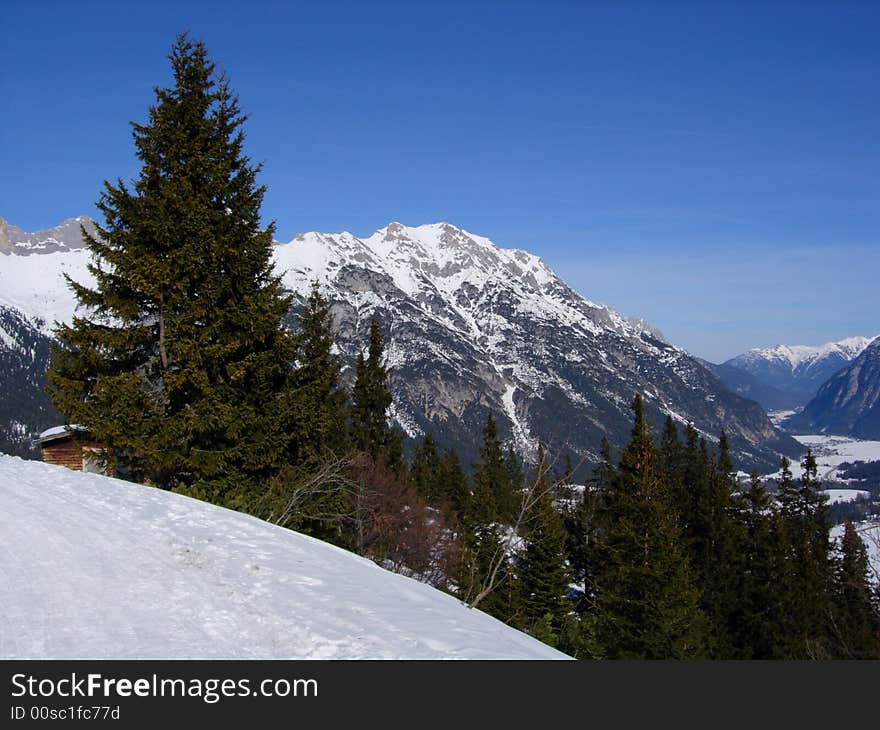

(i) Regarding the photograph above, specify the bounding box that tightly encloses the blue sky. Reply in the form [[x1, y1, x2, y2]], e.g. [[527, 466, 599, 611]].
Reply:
[[2, 0, 877, 361]]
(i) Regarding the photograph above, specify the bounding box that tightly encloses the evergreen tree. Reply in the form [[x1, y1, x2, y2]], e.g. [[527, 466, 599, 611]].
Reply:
[[658, 415, 682, 486], [472, 413, 515, 523], [518, 450, 570, 639], [289, 282, 347, 460], [776, 450, 835, 658], [504, 446, 525, 505], [350, 318, 394, 461], [594, 395, 707, 658], [411, 433, 441, 502], [48, 34, 296, 503], [700, 430, 743, 657], [436, 448, 469, 517], [564, 437, 610, 617], [832, 520, 880, 658], [729, 471, 784, 657]]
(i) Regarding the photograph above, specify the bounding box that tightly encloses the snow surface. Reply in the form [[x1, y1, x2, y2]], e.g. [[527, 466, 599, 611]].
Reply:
[[822, 489, 871, 505], [0, 456, 567, 659], [0, 248, 93, 333], [764, 433, 880, 483], [37, 424, 86, 441]]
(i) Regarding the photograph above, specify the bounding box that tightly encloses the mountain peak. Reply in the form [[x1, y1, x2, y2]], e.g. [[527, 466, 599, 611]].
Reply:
[[0, 215, 95, 256]]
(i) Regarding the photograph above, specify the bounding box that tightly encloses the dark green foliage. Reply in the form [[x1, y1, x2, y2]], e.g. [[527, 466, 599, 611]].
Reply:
[[472, 413, 516, 523], [411, 433, 441, 501], [436, 448, 470, 517], [289, 283, 348, 460], [776, 450, 835, 658], [518, 452, 570, 637], [47, 35, 296, 503], [594, 395, 707, 658], [350, 318, 396, 462], [831, 520, 879, 658], [728, 471, 787, 658], [694, 430, 742, 657]]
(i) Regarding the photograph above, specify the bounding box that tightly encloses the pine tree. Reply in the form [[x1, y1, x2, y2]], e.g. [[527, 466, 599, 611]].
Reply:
[[776, 450, 835, 658], [729, 471, 783, 657], [700, 430, 743, 657], [436, 448, 469, 517], [350, 318, 394, 461], [411, 433, 441, 502], [289, 282, 347, 460], [48, 34, 296, 503], [518, 450, 570, 639], [658, 415, 682, 485], [832, 520, 880, 658], [472, 413, 515, 523], [594, 395, 707, 658]]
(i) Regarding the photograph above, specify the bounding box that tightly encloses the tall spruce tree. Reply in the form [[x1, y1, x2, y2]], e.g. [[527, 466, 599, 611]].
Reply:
[[48, 35, 295, 503], [290, 283, 347, 460], [594, 395, 707, 658], [518, 448, 570, 640], [700, 430, 742, 657], [350, 318, 394, 461], [436, 448, 469, 517], [776, 450, 835, 657], [729, 471, 785, 658], [832, 520, 879, 658], [473, 413, 516, 523], [411, 433, 441, 502]]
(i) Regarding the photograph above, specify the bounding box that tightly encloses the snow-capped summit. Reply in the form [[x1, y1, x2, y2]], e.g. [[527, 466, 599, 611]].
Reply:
[[278, 222, 655, 347], [0, 216, 95, 256], [735, 337, 873, 371], [724, 336, 876, 405], [272, 220, 796, 469], [787, 337, 880, 439]]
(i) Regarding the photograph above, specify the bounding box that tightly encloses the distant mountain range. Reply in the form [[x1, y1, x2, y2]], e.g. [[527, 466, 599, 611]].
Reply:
[[0, 215, 801, 471], [787, 337, 880, 439], [716, 337, 875, 411]]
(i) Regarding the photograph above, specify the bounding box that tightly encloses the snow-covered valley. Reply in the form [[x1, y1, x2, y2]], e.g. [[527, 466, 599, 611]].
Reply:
[[764, 433, 880, 483], [0, 455, 567, 660]]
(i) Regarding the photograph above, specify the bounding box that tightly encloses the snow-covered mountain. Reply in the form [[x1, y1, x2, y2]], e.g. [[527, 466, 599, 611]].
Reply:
[[724, 337, 875, 407], [274, 221, 798, 470], [0, 306, 60, 457], [0, 215, 94, 256], [0, 455, 566, 659], [0, 216, 800, 471], [787, 337, 880, 439]]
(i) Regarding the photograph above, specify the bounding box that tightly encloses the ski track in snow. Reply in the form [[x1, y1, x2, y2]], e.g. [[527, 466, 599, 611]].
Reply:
[[0, 456, 567, 660]]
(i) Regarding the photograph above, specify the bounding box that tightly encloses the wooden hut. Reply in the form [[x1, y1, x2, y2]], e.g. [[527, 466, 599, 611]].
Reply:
[[37, 426, 112, 475]]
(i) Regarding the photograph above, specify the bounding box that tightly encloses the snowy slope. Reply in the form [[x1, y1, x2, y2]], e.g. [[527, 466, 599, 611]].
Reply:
[[0, 455, 566, 659]]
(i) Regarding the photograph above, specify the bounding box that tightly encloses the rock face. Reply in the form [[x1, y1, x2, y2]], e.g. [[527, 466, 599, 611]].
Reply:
[[0, 306, 60, 457], [0, 216, 800, 472], [724, 337, 874, 408], [700, 360, 803, 412], [0, 216, 94, 256], [273, 222, 799, 472], [787, 338, 880, 439]]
